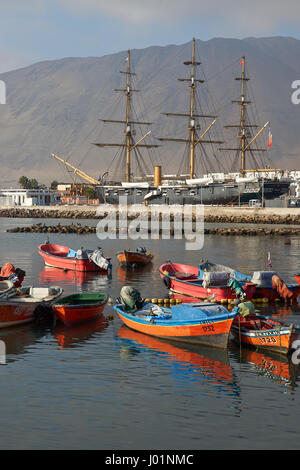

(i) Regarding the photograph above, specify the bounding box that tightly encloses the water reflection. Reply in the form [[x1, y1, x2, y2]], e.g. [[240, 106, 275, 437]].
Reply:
[[53, 316, 108, 349], [118, 325, 240, 397], [116, 263, 153, 282], [38, 266, 111, 294], [230, 343, 300, 388], [258, 302, 300, 317], [0, 323, 44, 364]]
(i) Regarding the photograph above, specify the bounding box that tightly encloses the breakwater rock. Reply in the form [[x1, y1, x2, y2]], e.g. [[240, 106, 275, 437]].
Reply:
[[7, 223, 97, 234], [1, 206, 300, 225], [7, 223, 300, 236], [0, 208, 97, 219]]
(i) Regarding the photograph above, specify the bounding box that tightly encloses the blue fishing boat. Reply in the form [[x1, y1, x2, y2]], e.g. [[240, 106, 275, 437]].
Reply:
[[114, 287, 237, 349]]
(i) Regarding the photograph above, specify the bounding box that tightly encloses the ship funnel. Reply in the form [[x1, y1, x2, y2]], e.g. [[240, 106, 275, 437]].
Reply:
[[154, 166, 162, 186]]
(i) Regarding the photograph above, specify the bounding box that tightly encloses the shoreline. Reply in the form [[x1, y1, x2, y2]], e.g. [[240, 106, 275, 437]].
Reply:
[[1, 204, 300, 225]]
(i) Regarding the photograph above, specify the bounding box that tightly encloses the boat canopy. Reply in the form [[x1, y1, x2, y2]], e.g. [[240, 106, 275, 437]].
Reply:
[[198, 261, 251, 282], [171, 303, 234, 322]]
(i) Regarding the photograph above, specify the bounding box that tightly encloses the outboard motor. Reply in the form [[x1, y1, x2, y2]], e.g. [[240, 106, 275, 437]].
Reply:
[[119, 286, 144, 312]]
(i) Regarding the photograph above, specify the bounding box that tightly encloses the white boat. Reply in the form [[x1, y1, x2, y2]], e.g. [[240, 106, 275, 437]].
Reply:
[[0, 286, 63, 328]]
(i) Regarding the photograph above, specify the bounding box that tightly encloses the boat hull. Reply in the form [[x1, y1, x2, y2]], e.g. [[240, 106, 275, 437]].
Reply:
[[231, 316, 295, 354], [115, 308, 235, 349], [53, 294, 108, 326], [159, 262, 256, 301], [116, 251, 153, 267], [252, 285, 300, 301], [38, 244, 109, 272], [0, 287, 63, 328], [0, 303, 37, 328]]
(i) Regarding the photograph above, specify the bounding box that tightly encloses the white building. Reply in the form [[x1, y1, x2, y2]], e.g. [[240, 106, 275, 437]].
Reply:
[[0, 188, 58, 206]]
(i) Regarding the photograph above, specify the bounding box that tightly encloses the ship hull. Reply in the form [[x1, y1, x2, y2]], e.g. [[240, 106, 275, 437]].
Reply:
[[237, 180, 291, 203], [97, 183, 240, 205], [97, 179, 290, 205]]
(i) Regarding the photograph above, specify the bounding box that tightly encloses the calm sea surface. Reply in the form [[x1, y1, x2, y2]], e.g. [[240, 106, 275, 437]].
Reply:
[[0, 216, 300, 450]]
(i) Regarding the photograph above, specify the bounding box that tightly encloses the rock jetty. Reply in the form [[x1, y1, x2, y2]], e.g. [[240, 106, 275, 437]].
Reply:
[[6, 223, 300, 236]]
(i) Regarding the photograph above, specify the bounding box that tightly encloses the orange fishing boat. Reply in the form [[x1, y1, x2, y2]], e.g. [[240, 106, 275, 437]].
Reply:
[[114, 300, 237, 349], [53, 292, 108, 326], [116, 247, 153, 268], [231, 314, 297, 355]]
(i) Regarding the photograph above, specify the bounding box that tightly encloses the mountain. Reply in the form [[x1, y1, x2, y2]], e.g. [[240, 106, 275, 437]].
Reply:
[[0, 36, 300, 186]]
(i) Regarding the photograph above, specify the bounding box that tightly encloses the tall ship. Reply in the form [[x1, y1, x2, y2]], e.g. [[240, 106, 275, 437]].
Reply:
[[52, 39, 292, 205]]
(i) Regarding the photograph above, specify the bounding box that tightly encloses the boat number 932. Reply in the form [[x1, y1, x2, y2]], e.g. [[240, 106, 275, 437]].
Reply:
[[202, 324, 215, 332]]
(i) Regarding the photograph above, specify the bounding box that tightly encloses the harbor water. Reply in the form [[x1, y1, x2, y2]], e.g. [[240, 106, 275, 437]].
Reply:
[[0, 216, 300, 450]]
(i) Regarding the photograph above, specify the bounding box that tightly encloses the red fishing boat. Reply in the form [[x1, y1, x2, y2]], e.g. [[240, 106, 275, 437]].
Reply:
[[116, 247, 153, 267], [0, 286, 63, 328], [38, 243, 111, 273], [53, 292, 108, 326], [231, 313, 297, 355], [159, 262, 256, 302], [197, 260, 300, 302], [250, 271, 300, 302]]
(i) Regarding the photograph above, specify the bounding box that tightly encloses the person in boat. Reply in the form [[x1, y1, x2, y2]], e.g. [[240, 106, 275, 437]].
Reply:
[[0, 262, 25, 287], [271, 274, 294, 303]]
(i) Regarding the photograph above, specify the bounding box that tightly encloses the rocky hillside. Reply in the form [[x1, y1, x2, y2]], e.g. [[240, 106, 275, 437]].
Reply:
[[0, 36, 299, 186]]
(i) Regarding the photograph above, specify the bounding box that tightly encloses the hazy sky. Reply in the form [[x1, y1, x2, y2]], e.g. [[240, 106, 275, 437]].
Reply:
[[0, 0, 300, 72]]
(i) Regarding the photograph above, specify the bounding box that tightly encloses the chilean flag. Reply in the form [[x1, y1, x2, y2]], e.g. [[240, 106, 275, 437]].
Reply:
[[268, 128, 272, 149]]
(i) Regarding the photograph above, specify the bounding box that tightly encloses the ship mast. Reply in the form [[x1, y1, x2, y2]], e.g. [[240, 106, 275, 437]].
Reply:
[[220, 56, 276, 176], [92, 50, 158, 183], [158, 38, 222, 180]]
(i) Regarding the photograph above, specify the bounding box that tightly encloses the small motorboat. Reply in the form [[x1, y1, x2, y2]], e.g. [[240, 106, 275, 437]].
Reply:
[[0, 263, 26, 287], [197, 260, 300, 302], [232, 313, 297, 355], [113, 286, 237, 349], [159, 262, 256, 302], [53, 292, 108, 326], [116, 246, 153, 268], [0, 286, 63, 328], [38, 243, 112, 273]]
